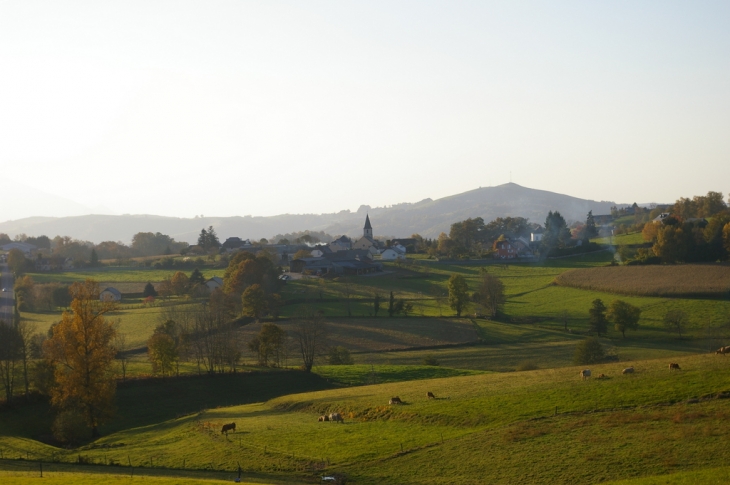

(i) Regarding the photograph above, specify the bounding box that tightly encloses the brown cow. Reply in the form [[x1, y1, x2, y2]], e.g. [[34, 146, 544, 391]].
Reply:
[[597, 373, 607, 379], [669, 363, 681, 371], [318, 415, 330, 422], [427, 392, 436, 399], [389, 396, 403, 405], [329, 413, 344, 423], [221, 422, 236, 434], [716, 346, 730, 355]]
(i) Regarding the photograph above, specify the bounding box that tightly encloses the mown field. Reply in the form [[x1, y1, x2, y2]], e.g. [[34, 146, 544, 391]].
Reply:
[[1, 354, 729, 484], [555, 264, 730, 298]]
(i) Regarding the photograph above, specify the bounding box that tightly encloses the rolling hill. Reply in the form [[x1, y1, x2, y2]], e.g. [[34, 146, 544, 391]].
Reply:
[[0, 183, 620, 243]]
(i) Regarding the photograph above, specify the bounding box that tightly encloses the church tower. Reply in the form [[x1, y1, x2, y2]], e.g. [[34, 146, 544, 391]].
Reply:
[[363, 214, 373, 238]]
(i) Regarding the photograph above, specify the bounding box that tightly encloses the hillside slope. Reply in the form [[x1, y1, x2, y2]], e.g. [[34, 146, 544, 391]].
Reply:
[[0, 183, 619, 243]]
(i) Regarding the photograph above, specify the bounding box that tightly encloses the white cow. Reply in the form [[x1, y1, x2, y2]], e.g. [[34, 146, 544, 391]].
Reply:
[[580, 369, 591, 380]]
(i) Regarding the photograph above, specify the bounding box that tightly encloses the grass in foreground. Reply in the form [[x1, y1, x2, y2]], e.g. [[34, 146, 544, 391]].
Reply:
[[2, 353, 729, 484], [604, 466, 730, 484]]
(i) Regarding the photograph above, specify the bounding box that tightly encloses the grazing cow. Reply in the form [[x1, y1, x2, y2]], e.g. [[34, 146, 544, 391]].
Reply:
[[221, 422, 236, 434], [329, 413, 344, 423], [318, 415, 330, 422], [580, 369, 591, 380], [622, 367, 635, 375], [669, 363, 681, 371], [597, 373, 607, 379], [716, 346, 730, 355], [389, 396, 403, 405], [427, 392, 436, 400]]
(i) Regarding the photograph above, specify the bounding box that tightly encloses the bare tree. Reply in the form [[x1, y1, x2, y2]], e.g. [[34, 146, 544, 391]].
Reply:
[[113, 328, 130, 381], [291, 307, 328, 372], [560, 309, 569, 332], [190, 303, 241, 374], [15, 319, 37, 397], [664, 309, 689, 339], [0, 323, 22, 402]]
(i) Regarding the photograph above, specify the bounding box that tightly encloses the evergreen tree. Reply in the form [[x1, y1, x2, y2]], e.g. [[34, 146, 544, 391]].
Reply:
[[588, 299, 608, 336], [189, 268, 205, 286], [541, 211, 571, 255], [143, 282, 158, 298], [90, 249, 99, 266], [583, 211, 598, 241], [388, 291, 395, 317], [197, 226, 221, 250], [373, 293, 381, 317]]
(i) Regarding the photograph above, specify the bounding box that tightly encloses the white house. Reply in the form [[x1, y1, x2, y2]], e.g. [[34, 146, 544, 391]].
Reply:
[[205, 276, 224, 292], [381, 244, 406, 261], [530, 228, 544, 243], [100, 287, 122, 302]]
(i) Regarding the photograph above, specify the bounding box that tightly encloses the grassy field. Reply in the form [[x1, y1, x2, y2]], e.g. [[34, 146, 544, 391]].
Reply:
[[0, 465, 281, 485], [5, 254, 730, 483], [593, 232, 646, 245], [1, 353, 728, 484], [26, 267, 227, 285], [604, 466, 730, 484]]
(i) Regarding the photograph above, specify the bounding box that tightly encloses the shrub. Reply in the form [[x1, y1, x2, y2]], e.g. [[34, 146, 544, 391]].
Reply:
[[573, 337, 605, 365], [52, 409, 89, 445], [327, 346, 354, 365], [516, 361, 539, 371], [423, 354, 440, 366]]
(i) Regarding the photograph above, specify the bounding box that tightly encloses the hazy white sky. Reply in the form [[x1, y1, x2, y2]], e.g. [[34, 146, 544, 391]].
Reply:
[[1, 1, 729, 219]]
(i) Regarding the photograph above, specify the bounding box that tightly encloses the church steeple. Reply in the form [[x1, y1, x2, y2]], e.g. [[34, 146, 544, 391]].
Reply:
[[363, 214, 373, 238]]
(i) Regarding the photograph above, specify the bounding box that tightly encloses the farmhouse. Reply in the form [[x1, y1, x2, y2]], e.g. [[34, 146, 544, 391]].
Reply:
[[290, 249, 381, 275], [530, 227, 544, 243], [100, 287, 122, 302], [1, 241, 37, 255], [34, 256, 75, 272], [493, 239, 517, 259], [328, 235, 352, 252], [221, 237, 253, 251], [310, 245, 332, 258], [381, 245, 406, 260], [206, 276, 223, 292]]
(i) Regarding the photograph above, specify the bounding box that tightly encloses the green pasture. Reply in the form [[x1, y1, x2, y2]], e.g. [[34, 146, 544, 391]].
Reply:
[[0, 466, 279, 485], [312, 364, 484, 386], [605, 466, 730, 484], [21, 302, 201, 350], [25, 267, 226, 285], [2, 353, 728, 484], [593, 231, 646, 245]]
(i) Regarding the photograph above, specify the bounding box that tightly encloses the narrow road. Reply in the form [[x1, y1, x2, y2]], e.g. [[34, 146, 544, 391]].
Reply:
[[0, 263, 14, 325]]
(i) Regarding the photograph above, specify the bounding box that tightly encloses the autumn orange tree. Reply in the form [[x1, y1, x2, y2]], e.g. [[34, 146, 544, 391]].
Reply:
[[44, 279, 117, 439]]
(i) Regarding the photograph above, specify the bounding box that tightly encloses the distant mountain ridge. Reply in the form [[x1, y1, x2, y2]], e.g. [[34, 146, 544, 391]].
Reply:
[[0, 183, 621, 244]]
